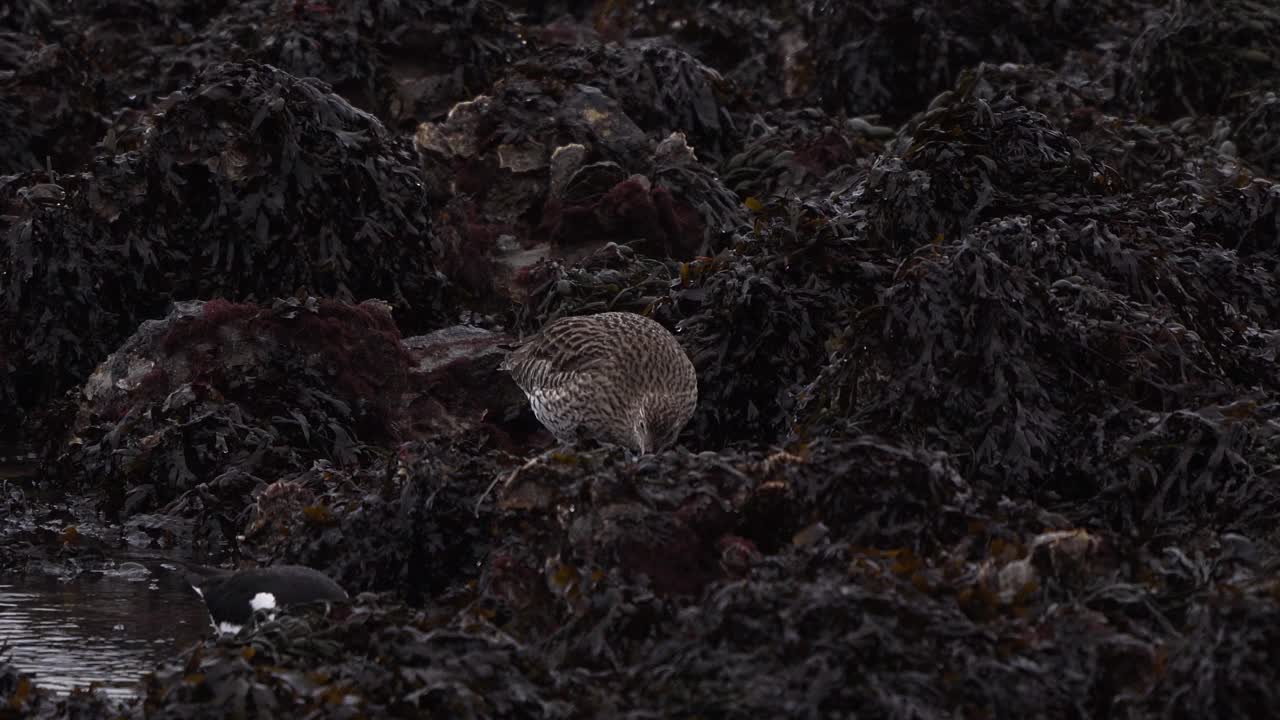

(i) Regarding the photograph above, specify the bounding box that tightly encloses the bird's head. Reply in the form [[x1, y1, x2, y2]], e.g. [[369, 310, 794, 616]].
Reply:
[[184, 565, 232, 597], [633, 394, 689, 455]]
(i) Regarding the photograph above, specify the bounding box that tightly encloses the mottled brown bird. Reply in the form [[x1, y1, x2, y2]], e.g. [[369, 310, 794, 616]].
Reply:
[[500, 311, 698, 454]]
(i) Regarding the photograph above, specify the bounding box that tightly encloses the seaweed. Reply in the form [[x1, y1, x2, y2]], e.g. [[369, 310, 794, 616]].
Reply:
[[55, 297, 414, 524], [807, 0, 1127, 121], [1126, 0, 1280, 120], [5, 0, 1280, 716], [0, 36, 104, 174], [249, 439, 497, 603], [511, 40, 740, 163], [1, 61, 448, 442]]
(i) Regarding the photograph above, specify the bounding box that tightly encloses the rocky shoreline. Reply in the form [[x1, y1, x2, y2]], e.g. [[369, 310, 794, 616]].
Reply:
[[3, 0, 1280, 717]]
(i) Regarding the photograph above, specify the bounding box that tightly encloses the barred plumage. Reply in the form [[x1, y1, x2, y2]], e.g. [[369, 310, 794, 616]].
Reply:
[[500, 312, 698, 453]]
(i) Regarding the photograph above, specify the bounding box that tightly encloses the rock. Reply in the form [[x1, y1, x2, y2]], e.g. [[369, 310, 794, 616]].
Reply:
[[58, 297, 412, 525], [402, 325, 534, 449], [1, 60, 450, 442]]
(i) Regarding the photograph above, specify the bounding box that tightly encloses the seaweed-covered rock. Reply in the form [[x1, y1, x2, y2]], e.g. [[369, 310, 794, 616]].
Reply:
[[0, 37, 104, 174], [136, 61, 445, 313], [806, 0, 1122, 121], [943, 61, 1115, 134], [509, 40, 740, 162], [1126, 0, 1280, 120], [721, 108, 889, 200], [26, 0, 526, 136], [1, 61, 448, 441], [416, 72, 746, 308], [11, 0, 1280, 716], [0, 2, 54, 34], [584, 0, 809, 111], [676, 240, 850, 448], [58, 297, 412, 525], [413, 82, 647, 291], [1233, 90, 1280, 179], [138, 596, 598, 719], [372, 0, 529, 126], [534, 130, 743, 261], [249, 439, 496, 602], [865, 96, 1116, 254], [922, 61, 1241, 191], [1138, 586, 1280, 717], [803, 196, 1280, 522], [244, 0, 528, 127]]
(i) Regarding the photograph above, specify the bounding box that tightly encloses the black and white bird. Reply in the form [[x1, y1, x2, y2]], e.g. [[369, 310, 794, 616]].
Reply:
[[186, 564, 348, 635]]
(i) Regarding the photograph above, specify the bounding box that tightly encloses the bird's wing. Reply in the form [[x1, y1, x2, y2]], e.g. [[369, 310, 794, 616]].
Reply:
[[501, 316, 613, 382]]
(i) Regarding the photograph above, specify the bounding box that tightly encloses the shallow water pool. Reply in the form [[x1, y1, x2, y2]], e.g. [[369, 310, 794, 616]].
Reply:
[[0, 560, 211, 699]]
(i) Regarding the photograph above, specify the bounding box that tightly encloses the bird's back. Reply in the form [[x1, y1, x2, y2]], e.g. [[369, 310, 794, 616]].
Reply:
[[191, 565, 347, 625], [501, 314, 618, 391]]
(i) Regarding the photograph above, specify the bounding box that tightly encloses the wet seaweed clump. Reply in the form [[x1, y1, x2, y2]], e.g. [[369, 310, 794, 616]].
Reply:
[[720, 107, 889, 200], [586, 0, 810, 111], [932, 61, 1239, 191], [246, 439, 498, 602], [0, 660, 41, 719], [511, 40, 740, 163], [209, 0, 528, 128], [806, 0, 1123, 121], [1126, 0, 1280, 120], [802, 101, 1280, 533], [138, 596, 599, 719], [864, 95, 1116, 253], [1232, 90, 1280, 178], [1, 60, 448, 441], [133, 61, 445, 316], [15, 0, 527, 139], [0, 34, 104, 174], [0, 659, 116, 720]]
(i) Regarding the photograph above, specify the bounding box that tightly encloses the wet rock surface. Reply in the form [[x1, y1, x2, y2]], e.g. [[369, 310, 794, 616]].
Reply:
[[4, 0, 1280, 716]]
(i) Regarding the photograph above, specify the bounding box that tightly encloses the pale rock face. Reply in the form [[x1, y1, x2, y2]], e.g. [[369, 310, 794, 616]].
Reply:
[[500, 312, 698, 453]]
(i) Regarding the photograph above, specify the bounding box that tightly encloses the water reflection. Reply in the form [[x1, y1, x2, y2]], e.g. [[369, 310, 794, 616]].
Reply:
[[0, 560, 210, 699]]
